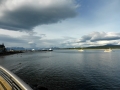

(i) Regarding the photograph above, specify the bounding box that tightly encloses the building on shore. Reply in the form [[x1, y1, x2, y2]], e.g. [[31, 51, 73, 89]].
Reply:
[[0, 43, 6, 53]]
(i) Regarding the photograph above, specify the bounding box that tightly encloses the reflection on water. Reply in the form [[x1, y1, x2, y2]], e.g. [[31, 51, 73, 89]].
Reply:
[[1, 50, 120, 90]]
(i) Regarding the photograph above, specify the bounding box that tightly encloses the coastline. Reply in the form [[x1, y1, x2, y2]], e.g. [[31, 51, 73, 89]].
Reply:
[[0, 51, 23, 56]]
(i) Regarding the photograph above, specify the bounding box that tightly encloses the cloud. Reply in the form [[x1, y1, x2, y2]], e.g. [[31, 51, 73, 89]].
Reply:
[[0, 34, 25, 43], [28, 41, 37, 48], [35, 36, 78, 48], [79, 32, 120, 42], [77, 32, 120, 46], [0, 32, 43, 48], [0, 32, 71, 48], [21, 34, 43, 48], [0, 0, 78, 31], [0, 0, 4, 4], [2, 30, 120, 48], [0, 34, 27, 47], [59, 37, 79, 47]]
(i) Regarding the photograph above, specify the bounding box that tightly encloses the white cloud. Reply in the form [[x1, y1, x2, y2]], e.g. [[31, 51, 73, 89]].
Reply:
[[0, 29, 27, 37], [1, 31, 120, 48], [78, 32, 120, 46]]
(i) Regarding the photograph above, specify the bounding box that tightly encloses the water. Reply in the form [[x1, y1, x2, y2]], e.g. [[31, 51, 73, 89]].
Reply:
[[1, 50, 120, 90]]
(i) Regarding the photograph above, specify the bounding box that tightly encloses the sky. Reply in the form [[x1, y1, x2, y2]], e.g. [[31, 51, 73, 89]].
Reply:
[[0, 0, 120, 48]]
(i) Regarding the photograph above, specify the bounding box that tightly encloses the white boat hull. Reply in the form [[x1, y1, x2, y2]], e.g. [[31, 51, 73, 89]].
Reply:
[[78, 49, 84, 52], [104, 49, 112, 52]]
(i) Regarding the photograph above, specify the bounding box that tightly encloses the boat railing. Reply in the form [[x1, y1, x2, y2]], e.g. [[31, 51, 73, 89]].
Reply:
[[0, 65, 32, 90]]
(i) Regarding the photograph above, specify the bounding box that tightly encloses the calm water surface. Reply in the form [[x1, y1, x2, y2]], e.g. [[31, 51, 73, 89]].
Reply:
[[0, 50, 120, 90]]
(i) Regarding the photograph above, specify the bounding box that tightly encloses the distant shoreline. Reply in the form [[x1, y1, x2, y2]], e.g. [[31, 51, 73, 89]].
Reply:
[[64, 48, 120, 50], [0, 51, 23, 56]]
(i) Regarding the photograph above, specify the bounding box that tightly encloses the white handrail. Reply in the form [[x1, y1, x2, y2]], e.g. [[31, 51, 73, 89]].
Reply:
[[0, 65, 33, 90]]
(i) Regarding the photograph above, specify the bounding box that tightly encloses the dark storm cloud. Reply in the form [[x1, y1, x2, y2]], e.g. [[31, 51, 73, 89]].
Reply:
[[80, 35, 92, 42], [0, 34, 26, 43], [0, 0, 4, 3], [0, 34, 28, 47], [0, 33, 45, 47], [0, 0, 78, 31]]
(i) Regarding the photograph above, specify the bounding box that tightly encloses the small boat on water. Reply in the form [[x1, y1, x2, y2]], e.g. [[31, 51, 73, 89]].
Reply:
[[48, 48, 53, 51], [78, 49, 84, 52], [104, 48, 112, 52], [41, 49, 48, 51], [0, 65, 32, 90], [41, 48, 53, 51]]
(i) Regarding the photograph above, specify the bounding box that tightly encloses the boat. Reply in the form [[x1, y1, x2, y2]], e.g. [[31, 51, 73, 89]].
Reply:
[[41, 49, 53, 51], [78, 49, 84, 52], [0, 65, 32, 90], [41, 49, 48, 51], [48, 48, 53, 51], [104, 48, 112, 52]]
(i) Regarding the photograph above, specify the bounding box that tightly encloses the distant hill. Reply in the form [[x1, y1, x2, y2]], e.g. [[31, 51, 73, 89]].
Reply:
[[84, 44, 120, 49], [6, 47, 25, 51]]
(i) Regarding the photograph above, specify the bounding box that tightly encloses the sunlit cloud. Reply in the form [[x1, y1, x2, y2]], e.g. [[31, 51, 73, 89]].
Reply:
[[78, 32, 120, 46]]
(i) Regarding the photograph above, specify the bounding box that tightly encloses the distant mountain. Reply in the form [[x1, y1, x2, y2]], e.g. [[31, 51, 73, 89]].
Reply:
[[6, 47, 25, 51], [85, 44, 120, 49]]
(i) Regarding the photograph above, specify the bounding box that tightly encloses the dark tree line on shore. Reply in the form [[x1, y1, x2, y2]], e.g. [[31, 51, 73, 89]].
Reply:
[[0, 44, 23, 56]]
